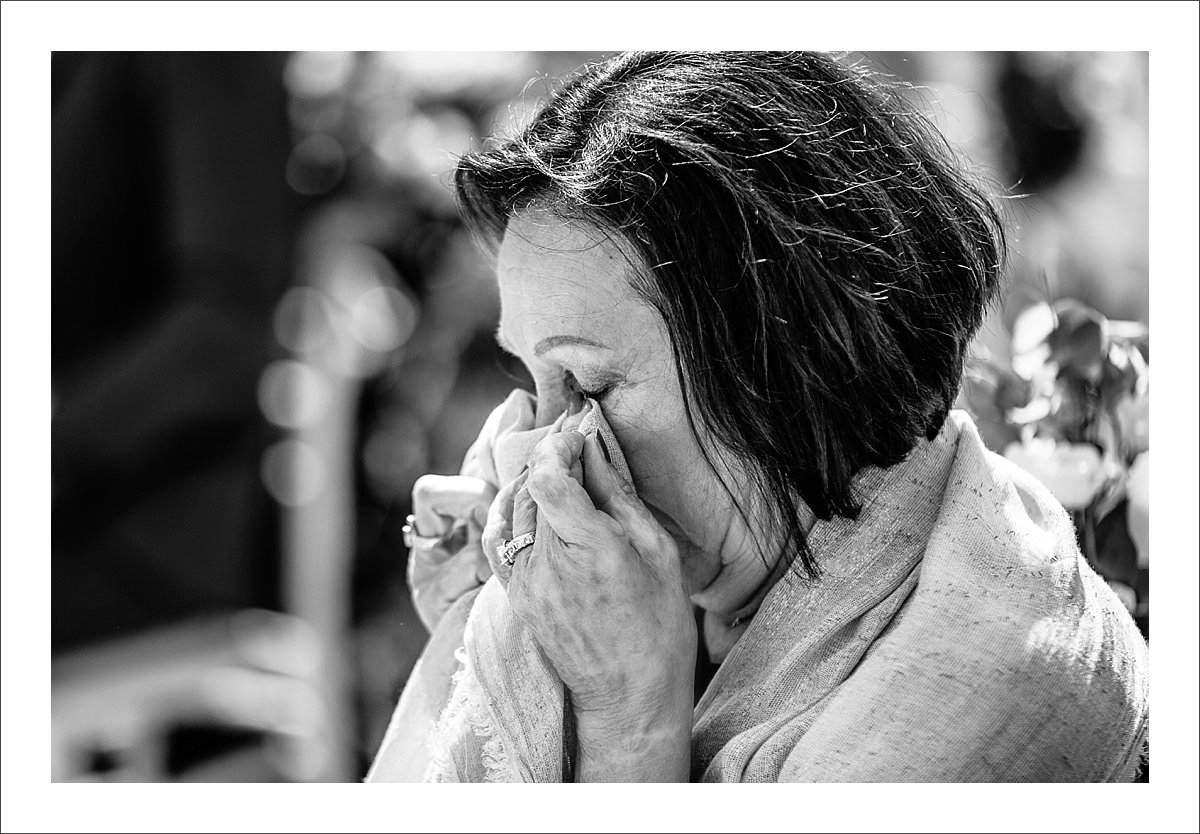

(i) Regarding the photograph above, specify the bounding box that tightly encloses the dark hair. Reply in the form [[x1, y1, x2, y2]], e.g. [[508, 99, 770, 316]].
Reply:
[[455, 51, 1005, 577]]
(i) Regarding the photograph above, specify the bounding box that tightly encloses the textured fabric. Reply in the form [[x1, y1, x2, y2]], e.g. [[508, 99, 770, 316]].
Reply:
[[368, 391, 628, 781], [368, 390, 1149, 782]]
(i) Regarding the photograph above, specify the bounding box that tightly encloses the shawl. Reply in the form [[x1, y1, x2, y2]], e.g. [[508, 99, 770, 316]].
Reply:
[[367, 390, 1149, 782]]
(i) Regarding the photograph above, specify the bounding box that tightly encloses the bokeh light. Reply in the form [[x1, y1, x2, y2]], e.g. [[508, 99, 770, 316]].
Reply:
[[261, 439, 327, 507], [257, 360, 332, 430]]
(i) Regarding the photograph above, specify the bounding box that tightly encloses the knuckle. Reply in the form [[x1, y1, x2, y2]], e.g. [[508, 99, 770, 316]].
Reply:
[[532, 432, 571, 465], [459, 475, 489, 501], [630, 506, 661, 538], [514, 487, 537, 520], [481, 506, 504, 537], [526, 467, 560, 500], [411, 473, 442, 504], [600, 516, 626, 539], [481, 524, 503, 557], [532, 432, 559, 457]]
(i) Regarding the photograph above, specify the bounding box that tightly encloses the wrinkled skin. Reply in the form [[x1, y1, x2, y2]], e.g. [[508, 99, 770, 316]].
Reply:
[[476, 209, 780, 780]]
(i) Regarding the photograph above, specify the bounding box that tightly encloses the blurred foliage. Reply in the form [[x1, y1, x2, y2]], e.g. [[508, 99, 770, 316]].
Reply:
[[276, 52, 606, 775]]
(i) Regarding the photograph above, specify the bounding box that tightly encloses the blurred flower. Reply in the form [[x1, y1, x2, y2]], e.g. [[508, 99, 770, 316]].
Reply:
[[1004, 437, 1107, 510], [1126, 451, 1149, 568], [1046, 299, 1108, 384], [1010, 301, 1055, 380], [1114, 386, 1150, 458]]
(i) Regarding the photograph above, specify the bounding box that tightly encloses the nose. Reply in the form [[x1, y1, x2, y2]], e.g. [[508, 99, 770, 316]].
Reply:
[[533, 381, 585, 428]]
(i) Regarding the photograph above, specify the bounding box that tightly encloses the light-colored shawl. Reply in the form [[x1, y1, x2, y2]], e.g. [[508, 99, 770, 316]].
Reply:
[[368, 390, 1149, 782]]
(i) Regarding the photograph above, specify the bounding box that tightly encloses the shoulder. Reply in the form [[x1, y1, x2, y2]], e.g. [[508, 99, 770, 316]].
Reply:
[[781, 413, 1147, 781], [833, 413, 1148, 778]]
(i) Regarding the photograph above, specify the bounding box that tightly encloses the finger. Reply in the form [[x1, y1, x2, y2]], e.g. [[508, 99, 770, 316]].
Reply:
[[412, 475, 498, 536], [560, 403, 587, 483], [567, 443, 584, 485], [581, 432, 665, 557], [413, 475, 498, 535], [482, 484, 515, 583], [482, 472, 525, 586], [513, 483, 538, 538], [410, 530, 467, 567], [472, 545, 493, 584], [562, 398, 591, 433], [526, 432, 621, 544], [462, 516, 495, 583], [530, 429, 585, 477], [507, 508, 560, 617]]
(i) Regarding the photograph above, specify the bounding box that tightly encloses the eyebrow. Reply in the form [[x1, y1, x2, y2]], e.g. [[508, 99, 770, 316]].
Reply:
[[495, 326, 609, 357], [533, 335, 610, 356]]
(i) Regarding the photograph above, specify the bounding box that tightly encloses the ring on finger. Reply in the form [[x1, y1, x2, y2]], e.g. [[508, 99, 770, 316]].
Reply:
[[403, 513, 450, 550], [497, 532, 536, 567]]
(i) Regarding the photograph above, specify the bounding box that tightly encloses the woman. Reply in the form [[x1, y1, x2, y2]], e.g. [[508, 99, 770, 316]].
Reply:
[[369, 51, 1148, 782]]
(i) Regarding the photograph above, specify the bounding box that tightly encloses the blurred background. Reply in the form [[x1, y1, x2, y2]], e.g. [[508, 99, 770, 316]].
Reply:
[[51, 51, 1149, 782]]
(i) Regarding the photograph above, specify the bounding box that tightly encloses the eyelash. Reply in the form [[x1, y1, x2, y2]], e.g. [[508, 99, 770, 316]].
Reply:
[[564, 370, 614, 402]]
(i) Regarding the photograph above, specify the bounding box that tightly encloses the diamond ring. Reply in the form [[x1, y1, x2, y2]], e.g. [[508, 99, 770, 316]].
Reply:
[[402, 514, 447, 550], [497, 532, 536, 567]]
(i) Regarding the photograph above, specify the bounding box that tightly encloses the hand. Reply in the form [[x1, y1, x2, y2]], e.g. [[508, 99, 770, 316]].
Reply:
[[406, 474, 496, 633], [486, 427, 696, 780]]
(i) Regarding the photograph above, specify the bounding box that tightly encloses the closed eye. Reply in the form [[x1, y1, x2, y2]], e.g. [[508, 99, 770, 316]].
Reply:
[[564, 369, 617, 402]]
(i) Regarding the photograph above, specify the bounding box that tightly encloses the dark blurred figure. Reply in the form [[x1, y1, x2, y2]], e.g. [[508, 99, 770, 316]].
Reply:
[[995, 51, 1091, 194], [52, 53, 296, 650]]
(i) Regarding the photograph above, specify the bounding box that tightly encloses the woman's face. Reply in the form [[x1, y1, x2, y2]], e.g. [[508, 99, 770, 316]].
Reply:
[[495, 209, 771, 616]]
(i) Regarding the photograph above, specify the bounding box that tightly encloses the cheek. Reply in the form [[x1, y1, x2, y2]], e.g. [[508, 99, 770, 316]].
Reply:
[[604, 391, 709, 521]]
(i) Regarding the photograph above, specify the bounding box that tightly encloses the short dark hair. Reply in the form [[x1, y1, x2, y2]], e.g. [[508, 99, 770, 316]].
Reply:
[[455, 51, 1005, 577]]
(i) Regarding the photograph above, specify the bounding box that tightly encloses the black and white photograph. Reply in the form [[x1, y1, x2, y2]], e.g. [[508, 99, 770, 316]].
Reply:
[[4, 2, 1199, 832]]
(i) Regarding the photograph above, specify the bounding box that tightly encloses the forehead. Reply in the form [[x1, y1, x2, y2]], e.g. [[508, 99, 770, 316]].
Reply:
[[496, 211, 643, 331]]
